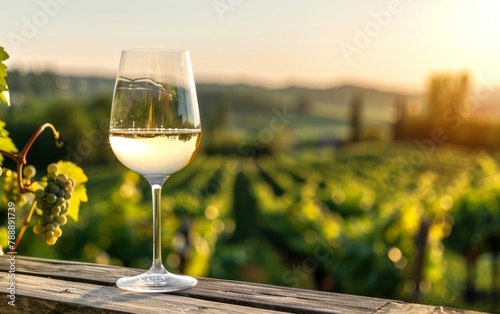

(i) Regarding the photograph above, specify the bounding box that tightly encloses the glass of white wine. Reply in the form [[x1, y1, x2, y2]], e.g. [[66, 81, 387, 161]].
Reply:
[[109, 49, 201, 292]]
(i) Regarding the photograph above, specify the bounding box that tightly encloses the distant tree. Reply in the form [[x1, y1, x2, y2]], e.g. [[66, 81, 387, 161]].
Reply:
[[392, 96, 407, 140], [427, 71, 470, 127], [297, 94, 313, 114], [349, 92, 363, 142]]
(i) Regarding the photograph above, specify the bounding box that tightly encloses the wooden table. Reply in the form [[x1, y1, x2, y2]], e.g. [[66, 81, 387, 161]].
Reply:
[[0, 256, 487, 313]]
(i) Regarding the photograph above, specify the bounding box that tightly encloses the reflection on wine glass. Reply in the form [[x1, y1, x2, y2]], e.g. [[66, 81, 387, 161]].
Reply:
[[109, 49, 201, 292]]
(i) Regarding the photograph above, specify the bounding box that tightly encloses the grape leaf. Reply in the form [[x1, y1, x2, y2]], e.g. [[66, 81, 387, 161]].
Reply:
[[0, 120, 18, 166], [0, 91, 10, 107], [0, 47, 8, 61], [0, 47, 9, 106], [56, 161, 88, 222], [0, 227, 8, 250]]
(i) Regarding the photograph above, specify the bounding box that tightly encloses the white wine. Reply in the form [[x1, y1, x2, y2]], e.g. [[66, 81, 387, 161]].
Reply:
[[109, 129, 201, 176]]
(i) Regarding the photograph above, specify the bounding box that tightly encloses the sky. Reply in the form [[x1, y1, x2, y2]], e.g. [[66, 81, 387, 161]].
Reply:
[[2, 0, 500, 92]]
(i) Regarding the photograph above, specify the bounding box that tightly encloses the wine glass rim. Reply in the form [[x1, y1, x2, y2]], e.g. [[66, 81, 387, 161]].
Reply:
[[122, 48, 189, 53]]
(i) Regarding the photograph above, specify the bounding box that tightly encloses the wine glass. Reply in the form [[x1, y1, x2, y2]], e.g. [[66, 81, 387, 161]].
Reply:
[[109, 49, 201, 292]]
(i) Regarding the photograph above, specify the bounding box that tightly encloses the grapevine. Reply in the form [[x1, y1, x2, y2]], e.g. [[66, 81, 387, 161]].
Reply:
[[0, 124, 87, 252], [0, 45, 87, 253]]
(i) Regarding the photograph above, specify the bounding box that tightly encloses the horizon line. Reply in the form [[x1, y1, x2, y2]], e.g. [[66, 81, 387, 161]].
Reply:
[[6, 66, 425, 95]]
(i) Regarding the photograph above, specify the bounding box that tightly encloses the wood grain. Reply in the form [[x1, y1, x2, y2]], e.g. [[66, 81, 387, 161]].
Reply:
[[0, 256, 490, 314], [0, 272, 286, 314]]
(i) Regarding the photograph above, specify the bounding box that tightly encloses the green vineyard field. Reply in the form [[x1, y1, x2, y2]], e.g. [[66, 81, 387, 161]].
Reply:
[[9, 142, 500, 313]]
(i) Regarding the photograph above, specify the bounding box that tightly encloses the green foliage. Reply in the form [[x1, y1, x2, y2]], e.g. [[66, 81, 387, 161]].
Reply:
[[0, 47, 9, 106], [0, 46, 88, 251], [13, 143, 492, 312], [0, 121, 18, 165]]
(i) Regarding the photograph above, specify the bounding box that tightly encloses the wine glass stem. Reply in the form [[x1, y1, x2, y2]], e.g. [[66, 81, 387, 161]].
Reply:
[[150, 181, 166, 271]]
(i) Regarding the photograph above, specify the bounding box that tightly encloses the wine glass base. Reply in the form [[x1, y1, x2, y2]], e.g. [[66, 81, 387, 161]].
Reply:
[[116, 270, 197, 293]]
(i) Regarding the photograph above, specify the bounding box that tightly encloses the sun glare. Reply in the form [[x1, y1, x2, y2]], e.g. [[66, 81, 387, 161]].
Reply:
[[451, 1, 500, 56]]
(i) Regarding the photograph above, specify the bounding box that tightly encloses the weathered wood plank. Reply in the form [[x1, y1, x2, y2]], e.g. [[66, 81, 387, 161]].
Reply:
[[0, 272, 287, 314], [374, 301, 489, 314], [0, 256, 391, 313], [0, 256, 132, 286], [0, 256, 490, 314], [180, 278, 390, 314]]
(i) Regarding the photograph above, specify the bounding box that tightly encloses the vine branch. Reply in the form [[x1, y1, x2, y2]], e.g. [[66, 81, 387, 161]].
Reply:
[[10, 200, 37, 253], [0, 123, 62, 193]]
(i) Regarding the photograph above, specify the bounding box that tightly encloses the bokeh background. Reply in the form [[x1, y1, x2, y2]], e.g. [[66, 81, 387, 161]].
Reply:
[[2, 1, 500, 312]]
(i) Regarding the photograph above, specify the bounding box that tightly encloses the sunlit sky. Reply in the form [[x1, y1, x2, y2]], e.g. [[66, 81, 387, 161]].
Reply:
[[2, 0, 500, 92]]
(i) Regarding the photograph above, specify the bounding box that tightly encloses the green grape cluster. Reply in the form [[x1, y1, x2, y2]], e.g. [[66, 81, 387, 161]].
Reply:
[[1, 169, 28, 206], [32, 163, 75, 245]]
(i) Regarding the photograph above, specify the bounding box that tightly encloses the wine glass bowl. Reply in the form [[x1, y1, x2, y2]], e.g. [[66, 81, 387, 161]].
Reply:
[[109, 49, 201, 292]]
